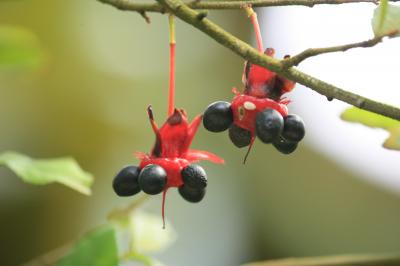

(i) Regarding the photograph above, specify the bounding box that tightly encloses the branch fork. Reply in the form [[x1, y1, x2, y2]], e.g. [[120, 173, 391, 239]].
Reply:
[[98, 0, 400, 121]]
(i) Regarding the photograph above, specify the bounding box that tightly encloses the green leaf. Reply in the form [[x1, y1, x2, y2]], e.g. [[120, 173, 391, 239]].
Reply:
[[128, 210, 176, 254], [341, 107, 400, 150], [108, 201, 175, 265], [0, 25, 46, 69], [372, 0, 400, 37], [108, 198, 176, 254], [0, 151, 93, 195], [56, 224, 118, 266], [123, 252, 166, 266]]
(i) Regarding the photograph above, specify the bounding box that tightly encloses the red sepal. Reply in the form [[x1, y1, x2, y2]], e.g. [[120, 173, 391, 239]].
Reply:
[[185, 150, 224, 164]]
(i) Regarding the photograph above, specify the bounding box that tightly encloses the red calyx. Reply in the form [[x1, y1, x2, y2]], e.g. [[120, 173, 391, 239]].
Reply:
[[231, 92, 289, 135], [243, 48, 295, 101], [136, 107, 223, 189]]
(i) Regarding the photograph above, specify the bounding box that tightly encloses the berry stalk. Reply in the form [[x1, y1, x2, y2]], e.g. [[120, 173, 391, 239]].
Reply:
[[244, 6, 263, 52], [168, 14, 176, 116]]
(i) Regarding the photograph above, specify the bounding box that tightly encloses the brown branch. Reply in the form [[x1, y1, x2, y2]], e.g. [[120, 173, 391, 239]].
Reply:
[[282, 31, 398, 68], [154, 0, 400, 121], [244, 253, 400, 266], [139, 11, 151, 23], [97, 0, 378, 14], [19, 243, 72, 266]]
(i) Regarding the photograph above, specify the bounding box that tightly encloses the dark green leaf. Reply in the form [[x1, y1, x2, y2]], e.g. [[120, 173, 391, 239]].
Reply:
[[56, 224, 118, 266]]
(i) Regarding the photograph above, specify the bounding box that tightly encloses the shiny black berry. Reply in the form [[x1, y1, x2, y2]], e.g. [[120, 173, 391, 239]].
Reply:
[[203, 101, 233, 132], [282, 114, 305, 142], [182, 164, 207, 189], [178, 185, 206, 203], [273, 136, 298, 154], [138, 164, 167, 195], [228, 124, 251, 148], [113, 165, 141, 197], [255, 109, 284, 143]]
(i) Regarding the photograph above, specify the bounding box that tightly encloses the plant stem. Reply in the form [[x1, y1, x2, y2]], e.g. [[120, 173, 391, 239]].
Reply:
[[282, 31, 397, 67], [245, 6, 264, 52], [98, 0, 378, 14], [155, 0, 400, 121], [244, 253, 400, 266], [168, 14, 176, 116], [19, 243, 72, 266]]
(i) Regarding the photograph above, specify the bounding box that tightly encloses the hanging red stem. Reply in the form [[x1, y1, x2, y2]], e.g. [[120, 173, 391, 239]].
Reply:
[[168, 15, 176, 116], [245, 7, 263, 53]]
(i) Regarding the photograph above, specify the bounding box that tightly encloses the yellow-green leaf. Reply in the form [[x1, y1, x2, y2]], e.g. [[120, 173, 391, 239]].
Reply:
[[0, 25, 46, 69], [108, 201, 175, 264], [384, 127, 400, 150], [128, 210, 176, 254], [372, 0, 400, 37], [341, 107, 400, 150], [56, 224, 118, 266], [0, 151, 93, 195]]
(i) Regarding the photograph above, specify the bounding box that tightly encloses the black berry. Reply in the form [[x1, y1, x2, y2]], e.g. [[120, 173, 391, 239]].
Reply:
[[138, 164, 167, 195], [282, 114, 305, 142], [273, 136, 298, 154], [178, 185, 206, 203], [255, 109, 284, 143], [203, 101, 233, 132], [228, 124, 251, 148], [113, 165, 141, 197], [182, 164, 207, 189]]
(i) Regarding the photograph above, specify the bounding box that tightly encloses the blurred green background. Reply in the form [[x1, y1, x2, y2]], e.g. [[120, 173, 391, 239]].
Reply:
[[1, 1, 400, 266]]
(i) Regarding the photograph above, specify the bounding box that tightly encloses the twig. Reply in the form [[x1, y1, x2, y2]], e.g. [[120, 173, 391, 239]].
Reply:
[[139, 11, 151, 23], [154, 0, 400, 121], [19, 243, 72, 266], [244, 253, 400, 266], [97, 0, 377, 14], [282, 31, 398, 67]]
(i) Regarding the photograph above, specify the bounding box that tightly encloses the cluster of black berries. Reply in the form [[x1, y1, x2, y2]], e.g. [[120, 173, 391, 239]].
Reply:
[[203, 101, 306, 155], [113, 164, 208, 203]]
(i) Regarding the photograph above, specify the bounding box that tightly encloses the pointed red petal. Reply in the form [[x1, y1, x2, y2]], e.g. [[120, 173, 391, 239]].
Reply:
[[188, 115, 202, 140], [181, 114, 202, 152], [135, 151, 148, 160], [186, 150, 224, 164]]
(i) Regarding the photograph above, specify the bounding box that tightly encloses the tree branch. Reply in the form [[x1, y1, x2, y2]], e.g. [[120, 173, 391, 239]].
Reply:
[[98, 0, 377, 14], [153, 0, 400, 121], [282, 31, 398, 68], [244, 253, 400, 266]]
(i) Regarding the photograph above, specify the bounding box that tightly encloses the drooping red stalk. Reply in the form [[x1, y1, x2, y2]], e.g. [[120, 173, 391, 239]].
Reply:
[[243, 136, 255, 164], [168, 15, 176, 116], [245, 7, 263, 52], [162, 15, 176, 228]]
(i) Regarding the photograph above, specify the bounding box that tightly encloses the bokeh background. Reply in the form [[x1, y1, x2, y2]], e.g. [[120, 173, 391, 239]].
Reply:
[[1, 1, 400, 266]]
